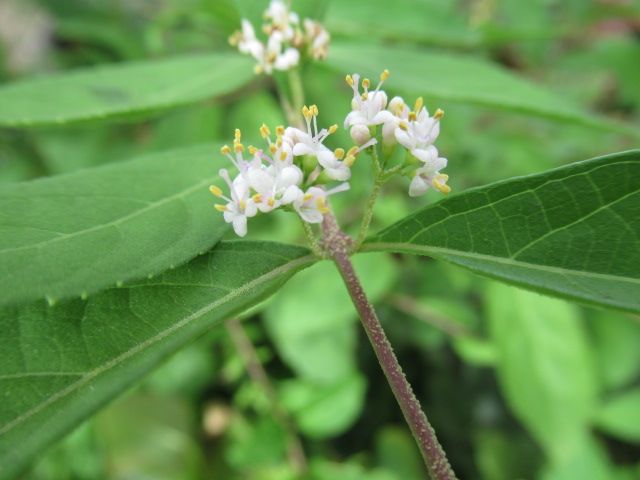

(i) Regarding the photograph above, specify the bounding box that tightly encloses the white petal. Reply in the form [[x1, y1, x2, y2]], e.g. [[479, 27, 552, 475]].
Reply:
[[409, 175, 429, 197], [278, 166, 303, 188], [412, 146, 438, 164], [232, 215, 248, 237], [316, 148, 337, 169], [281, 185, 303, 204], [395, 129, 414, 150], [292, 143, 315, 156], [371, 110, 395, 125], [248, 168, 274, 195]]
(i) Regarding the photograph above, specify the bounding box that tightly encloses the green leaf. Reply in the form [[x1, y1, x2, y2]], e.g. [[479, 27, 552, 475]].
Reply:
[[0, 144, 232, 306], [325, 41, 634, 134], [264, 253, 397, 383], [325, 0, 479, 48], [595, 389, 640, 443], [365, 150, 640, 313], [279, 373, 366, 438], [0, 53, 254, 127], [0, 240, 314, 479], [486, 282, 597, 462]]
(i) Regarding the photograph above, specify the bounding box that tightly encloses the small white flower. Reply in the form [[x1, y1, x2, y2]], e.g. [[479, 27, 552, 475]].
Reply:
[[395, 104, 443, 152], [381, 96, 410, 145], [287, 105, 352, 180], [293, 183, 350, 223], [303, 19, 330, 60], [264, 0, 299, 40], [236, 20, 264, 60], [408, 156, 450, 197], [344, 71, 395, 132], [212, 169, 258, 237], [248, 163, 303, 212]]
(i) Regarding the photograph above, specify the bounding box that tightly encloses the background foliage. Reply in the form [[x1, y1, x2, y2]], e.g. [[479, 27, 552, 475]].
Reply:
[[0, 0, 639, 479]]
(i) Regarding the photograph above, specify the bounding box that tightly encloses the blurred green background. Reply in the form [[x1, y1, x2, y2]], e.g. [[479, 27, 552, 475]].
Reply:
[[1, 0, 639, 478]]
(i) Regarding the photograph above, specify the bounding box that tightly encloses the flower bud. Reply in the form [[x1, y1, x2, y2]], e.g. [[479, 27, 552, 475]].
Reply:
[[350, 124, 371, 145]]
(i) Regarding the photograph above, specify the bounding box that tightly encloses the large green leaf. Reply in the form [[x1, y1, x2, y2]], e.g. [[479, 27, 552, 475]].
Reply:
[[0, 53, 253, 127], [0, 240, 314, 479], [325, 41, 634, 134], [487, 282, 597, 462], [0, 144, 228, 306], [364, 150, 640, 313]]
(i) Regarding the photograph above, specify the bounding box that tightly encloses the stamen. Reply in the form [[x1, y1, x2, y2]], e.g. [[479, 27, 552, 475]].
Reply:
[[434, 108, 445, 120], [248, 145, 258, 155], [345, 74, 354, 87], [316, 197, 329, 214], [303, 193, 313, 201], [334, 148, 345, 159], [279, 151, 288, 161], [414, 97, 424, 113], [344, 155, 356, 168], [252, 193, 263, 203], [260, 124, 270, 138], [408, 111, 417, 121], [275, 125, 285, 136], [432, 174, 451, 194], [214, 204, 227, 212], [267, 198, 275, 207], [347, 146, 359, 157], [209, 185, 223, 197], [362, 78, 371, 90], [399, 120, 409, 131], [220, 145, 231, 155], [239, 199, 247, 210], [269, 144, 277, 154], [234, 142, 245, 153], [380, 69, 390, 82], [328, 124, 338, 134], [234, 129, 242, 143]]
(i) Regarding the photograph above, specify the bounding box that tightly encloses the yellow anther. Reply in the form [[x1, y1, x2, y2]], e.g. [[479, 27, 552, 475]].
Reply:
[[221, 145, 231, 155], [302, 105, 311, 119], [209, 185, 223, 197], [345, 74, 354, 86], [239, 199, 247, 210], [276, 138, 283, 148], [234, 129, 242, 142], [344, 155, 356, 168], [316, 198, 329, 214], [414, 96, 424, 113], [275, 125, 285, 136], [347, 146, 359, 157], [408, 111, 417, 121], [328, 124, 338, 134], [234, 142, 245, 153], [279, 151, 288, 161], [362, 78, 371, 89], [434, 108, 445, 120], [248, 145, 258, 155], [259, 124, 270, 138], [361, 92, 369, 100], [432, 174, 451, 194], [252, 193, 263, 203], [269, 144, 278, 154], [303, 193, 313, 201], [267, 197, 275, 207], [310, 104, 319, 116], [334, 148, 345, 159], [399, 120, 409, 131], [380, 69, 390, 81], [214, 204, 227, 212]]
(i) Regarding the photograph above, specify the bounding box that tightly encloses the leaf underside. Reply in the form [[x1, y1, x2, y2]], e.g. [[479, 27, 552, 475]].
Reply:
[[365, 150, 640, 313], [0, 240, 314, 479], [0, 144, 228, 307]]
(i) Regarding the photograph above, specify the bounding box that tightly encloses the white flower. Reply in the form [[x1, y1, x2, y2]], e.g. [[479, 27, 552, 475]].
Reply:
[[303, 19, 330, 60], [381, 96, 410, 145], [287, 105, 353, 181], [395, 104, 443, 152], [248, 163, 303, 212], [265, 0, 299, 40], [212, 169, 258, 237], [408, 156, 450, 197], [293, 183, 350, 223], [344, 71, 395, 132]]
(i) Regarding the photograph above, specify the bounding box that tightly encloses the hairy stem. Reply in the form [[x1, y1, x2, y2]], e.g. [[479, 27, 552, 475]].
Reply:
[[298, 215, 325, 258], [353, 179, 383, 252], [321, 211, 457, 480], [226, 318, 308, 474], [288, 68, 306, 118]]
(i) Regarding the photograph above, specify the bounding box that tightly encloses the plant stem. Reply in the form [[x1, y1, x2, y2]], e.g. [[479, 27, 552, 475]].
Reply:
[[288, 68, 306, 117], [298, 215, 325, 258], [353, 178, 383, 251], [321, 211, 457, 480], [226, 318, 308, 474]]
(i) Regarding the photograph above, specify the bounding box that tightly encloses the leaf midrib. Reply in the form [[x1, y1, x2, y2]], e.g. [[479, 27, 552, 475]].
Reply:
[[361, 243, 640, 285], [0, 177, 216, 254], [0, 254, 315, 437]]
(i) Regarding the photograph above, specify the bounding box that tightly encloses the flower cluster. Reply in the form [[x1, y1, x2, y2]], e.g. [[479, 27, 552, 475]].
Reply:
[[344, 71, 450, 196], [229, 0, 330, 74], [210, 107, 372, 236]]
